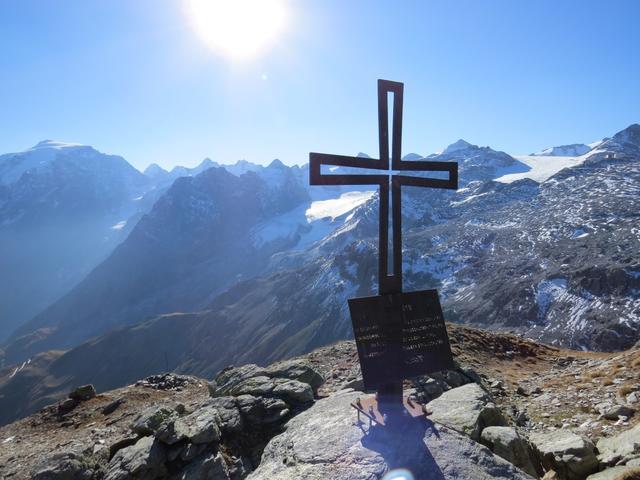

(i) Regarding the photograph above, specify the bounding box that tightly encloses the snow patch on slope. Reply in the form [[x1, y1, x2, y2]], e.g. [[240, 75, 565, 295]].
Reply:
[[495, 155, 588, 183], [532, 144, 592, 157], [251, 191, 374, 250], [305, 191, 374, 222]]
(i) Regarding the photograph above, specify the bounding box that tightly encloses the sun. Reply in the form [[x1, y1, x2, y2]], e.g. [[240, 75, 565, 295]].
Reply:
[[185, 0, 289, 60]]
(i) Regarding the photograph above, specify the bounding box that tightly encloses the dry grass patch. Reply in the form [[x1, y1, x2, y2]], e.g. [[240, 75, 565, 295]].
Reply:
[[611, 365, 625, 375], [617, 467, 640, 480], [584, 370, 605, 380], [618, 384, 636, 397]]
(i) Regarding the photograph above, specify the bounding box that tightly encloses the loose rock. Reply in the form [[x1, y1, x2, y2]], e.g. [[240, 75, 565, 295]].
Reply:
[[480, 426, 541, 477], [530, 430, 599, 480], [602, 405, 636, 421], [426, 382, 507, 441], [69, 385, 97, 402]]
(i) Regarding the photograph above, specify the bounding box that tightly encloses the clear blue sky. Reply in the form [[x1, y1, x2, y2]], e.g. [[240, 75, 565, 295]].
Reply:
[[1, 0, 639, 170]]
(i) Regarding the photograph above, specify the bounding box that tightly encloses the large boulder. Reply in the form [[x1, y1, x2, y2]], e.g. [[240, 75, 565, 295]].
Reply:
[[236, 394, 289, 425], [214, 375, 313, 406], [158, 405, 221, 445], [212, 365, 268, 396], [265, 359, 324, 392], [425, 383, 507, 441], [33, 452, 98, 480], [600, 405, 636, 421], [481, 426, 541, 478], [530, 430, 599, 480], [105, 436, 166, 480], [225, 376, 275, 397], [247, 390, 535, 480], [69, 384, 97, 401], [207, 397, 244, 434], [272, 379, 314, 404], [212, 362, 321, 400], [597, 423, 640, 467]]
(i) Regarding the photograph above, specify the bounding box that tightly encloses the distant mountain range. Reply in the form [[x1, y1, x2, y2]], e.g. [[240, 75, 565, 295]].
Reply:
[[1, 126, 639, 425], [0, 141, 153, 340]]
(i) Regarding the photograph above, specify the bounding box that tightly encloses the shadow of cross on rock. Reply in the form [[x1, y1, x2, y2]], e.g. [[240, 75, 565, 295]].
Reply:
[[361, 417, 445, 480], [247, 390, 535, 480]]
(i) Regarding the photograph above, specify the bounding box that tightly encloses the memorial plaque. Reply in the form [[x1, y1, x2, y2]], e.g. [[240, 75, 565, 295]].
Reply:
[[349, 289, 454, 392]]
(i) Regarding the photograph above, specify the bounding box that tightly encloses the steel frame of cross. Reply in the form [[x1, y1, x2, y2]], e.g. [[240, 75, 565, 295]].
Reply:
[[309, 79, 458, 416], [309, 79, 458, 296]]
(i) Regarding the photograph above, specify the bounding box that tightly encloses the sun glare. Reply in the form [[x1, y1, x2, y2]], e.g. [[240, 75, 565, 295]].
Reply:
[[185, 0, 288, 60]]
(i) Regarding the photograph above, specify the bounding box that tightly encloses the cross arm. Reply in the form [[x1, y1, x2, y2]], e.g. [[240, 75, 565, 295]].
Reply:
[[309, 152, 388, 186], [394, 160, 458, 190]]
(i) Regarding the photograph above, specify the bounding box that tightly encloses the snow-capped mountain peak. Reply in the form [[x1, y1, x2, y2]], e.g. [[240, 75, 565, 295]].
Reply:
[[0, 140, 109, 186], [31, 140, 84, 150], [442, 139, 474, 154], [611, 123, 640, 147], [531, 144, 592, 157], [587, 124, 640, 157]]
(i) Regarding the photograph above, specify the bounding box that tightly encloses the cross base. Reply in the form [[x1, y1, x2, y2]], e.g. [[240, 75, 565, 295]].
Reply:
[[350, 392, 431, 427]]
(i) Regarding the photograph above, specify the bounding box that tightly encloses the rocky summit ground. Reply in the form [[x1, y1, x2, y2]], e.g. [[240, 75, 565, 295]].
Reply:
[[1, 324, 640, 480]]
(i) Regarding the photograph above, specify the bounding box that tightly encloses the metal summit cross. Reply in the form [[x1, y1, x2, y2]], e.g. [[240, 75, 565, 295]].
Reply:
[[309, 80, 459, 425]]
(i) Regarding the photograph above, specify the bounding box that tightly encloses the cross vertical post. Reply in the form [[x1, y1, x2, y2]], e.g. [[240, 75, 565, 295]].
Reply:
[[309, 80, 458, 417]]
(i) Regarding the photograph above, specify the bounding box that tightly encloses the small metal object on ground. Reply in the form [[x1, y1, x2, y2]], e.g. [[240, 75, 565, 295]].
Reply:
[[350, 394, 428, 427]]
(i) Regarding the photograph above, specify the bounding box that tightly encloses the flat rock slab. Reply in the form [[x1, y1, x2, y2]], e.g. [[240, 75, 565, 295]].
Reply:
[[248, 390, 534, 480]]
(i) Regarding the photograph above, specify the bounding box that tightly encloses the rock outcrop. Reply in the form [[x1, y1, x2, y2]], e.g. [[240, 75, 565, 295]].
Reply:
[[5, 335, 640, 480], [248, 389, 535, 479]]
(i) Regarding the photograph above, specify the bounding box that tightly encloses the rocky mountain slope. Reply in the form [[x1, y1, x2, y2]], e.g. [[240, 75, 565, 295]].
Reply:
[[2, 324, 639, 480], [0, 141, 154, 340], [6, 164, 310, 359], [2, 125, 638, 431], [254, 124, 640, 351], [0, 139, 315, 347], [1, 138, 530, 362]]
